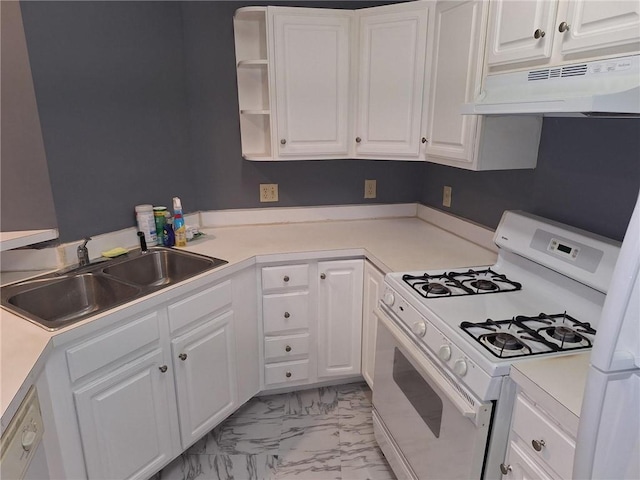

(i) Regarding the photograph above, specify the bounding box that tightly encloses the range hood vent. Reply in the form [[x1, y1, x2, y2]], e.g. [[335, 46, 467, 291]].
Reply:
[[463, 54, 640, 117]]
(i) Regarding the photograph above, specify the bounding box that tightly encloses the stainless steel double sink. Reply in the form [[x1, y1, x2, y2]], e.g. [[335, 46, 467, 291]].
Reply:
[[1, 247, 227, 331]]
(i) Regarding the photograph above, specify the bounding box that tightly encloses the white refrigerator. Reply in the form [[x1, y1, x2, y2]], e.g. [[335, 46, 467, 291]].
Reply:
[[573, 192, 640, 480]]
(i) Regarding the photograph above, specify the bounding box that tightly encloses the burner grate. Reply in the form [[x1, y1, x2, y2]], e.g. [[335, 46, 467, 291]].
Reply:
[[402, 268, 521, 299]]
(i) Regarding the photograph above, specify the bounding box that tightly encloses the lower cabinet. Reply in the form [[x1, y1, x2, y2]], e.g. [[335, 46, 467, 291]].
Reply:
[[43, 269, 258, 480], [260, 258, 364, 390], [362, 261, 385, 388], [74, 349, 175, 480], [172, 311, 237, 448]]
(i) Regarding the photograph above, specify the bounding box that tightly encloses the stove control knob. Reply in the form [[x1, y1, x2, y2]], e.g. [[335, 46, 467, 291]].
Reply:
[[411, 321, 427, 337], [382, 291, 395, 307], [453, 358, 468, 377], [438, 345, 451, 361]]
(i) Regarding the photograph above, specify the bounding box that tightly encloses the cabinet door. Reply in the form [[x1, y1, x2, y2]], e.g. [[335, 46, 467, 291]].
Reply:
[[317, 259, 364, 378], [172, 311, 237, 448], [272, 9, 352, 157], [559, 0, 640, 58], [355, 3, 430, 158], [74, 349, 174, 480], [487, 0, 558, 68], [425, 0, 486, 166], [362, 262, 384, 388]]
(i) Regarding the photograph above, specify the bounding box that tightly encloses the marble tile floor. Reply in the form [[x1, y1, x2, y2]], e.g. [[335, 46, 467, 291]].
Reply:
[[153, 382, 396, 480]]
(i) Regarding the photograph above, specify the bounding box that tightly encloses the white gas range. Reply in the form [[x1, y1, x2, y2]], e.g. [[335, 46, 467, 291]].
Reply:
[[372, 210, 621, 480]]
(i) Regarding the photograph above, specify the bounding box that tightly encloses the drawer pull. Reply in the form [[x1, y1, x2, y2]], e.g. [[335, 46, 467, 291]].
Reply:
[[178, 353, 187, 361], [285, 371, 292, 378], [284, 312, 291, 319], [159, 365, 168, 373], [285, 345, 292, 352], [499, 463, 512, 475], [531, 439, 546, 451], [320, 273, 326, 280], [283, 275, 290, 282]]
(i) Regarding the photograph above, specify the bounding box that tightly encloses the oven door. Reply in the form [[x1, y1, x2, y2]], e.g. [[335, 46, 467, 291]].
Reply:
[[373, 307, 493, 480]]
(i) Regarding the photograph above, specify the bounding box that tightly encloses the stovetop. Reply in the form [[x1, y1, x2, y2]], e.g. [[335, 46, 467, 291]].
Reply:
[[461, 312, 596, 359]]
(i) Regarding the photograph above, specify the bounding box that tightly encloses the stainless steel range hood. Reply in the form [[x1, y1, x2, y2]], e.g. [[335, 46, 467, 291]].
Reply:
[[462, 54, 640, 117]]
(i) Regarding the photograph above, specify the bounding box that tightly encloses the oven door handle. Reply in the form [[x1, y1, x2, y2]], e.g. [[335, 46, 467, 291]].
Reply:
[[379, 312, 483, 424]]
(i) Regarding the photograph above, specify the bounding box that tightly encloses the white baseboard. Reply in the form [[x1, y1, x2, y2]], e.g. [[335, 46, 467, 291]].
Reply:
[[417, 205, 498, 253], [200, 203, 418, 227]]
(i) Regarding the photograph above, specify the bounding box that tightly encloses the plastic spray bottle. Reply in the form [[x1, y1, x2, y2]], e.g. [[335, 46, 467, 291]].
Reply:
[[173, 197, 187, 247]]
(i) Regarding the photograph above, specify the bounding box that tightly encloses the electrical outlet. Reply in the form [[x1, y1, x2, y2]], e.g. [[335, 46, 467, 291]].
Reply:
[[364, 179, 377, 199], [443, 185, 452, 207], [260, 184, 279, 202]]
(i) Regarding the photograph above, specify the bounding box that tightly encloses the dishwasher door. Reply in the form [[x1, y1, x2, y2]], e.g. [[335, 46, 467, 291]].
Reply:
[[0, 387, 47, 479]]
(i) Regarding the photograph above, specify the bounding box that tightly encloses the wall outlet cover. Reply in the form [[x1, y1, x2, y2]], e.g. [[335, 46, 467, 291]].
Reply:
[[443, 185, 452, 208], [364, 179, 377, 199], [260, 184, 279, 202]]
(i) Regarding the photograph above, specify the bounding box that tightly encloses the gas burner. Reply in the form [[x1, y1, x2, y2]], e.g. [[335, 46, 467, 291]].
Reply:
[[487, 333, 525, 351], [548, 325, 582, 343], [422, 283, 451, 296], [402, 268, 521, 299], [461, 312, 596, 358], [470, 279, 498, 291]]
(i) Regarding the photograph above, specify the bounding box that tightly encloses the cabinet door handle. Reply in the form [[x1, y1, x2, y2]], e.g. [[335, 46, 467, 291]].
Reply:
[[533, 28, 545, 39], [320, 273, 326, 280], [422, 137, 428, 144], [285, 345, 292, 352], [159, 365, 168, 373], [284, 312, 290, 319], [531, 439, 545, 451], [280, 139, 286, 145], [355, 137, 361, 143], [285, 371, 292, 378], [558, 21, 570, 33], [178, 353, 187, 361], [499, 463, 512, 475], [283, 275, 290, 282]]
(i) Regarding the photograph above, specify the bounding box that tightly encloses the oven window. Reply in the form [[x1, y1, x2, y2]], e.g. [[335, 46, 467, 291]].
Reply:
[[392, 348, 443, 438]]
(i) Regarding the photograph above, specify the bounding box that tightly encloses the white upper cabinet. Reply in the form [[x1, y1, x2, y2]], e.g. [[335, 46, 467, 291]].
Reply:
[[487, 0, 640, 72], [559, 0, 640, 58], [355, 2, 431, 159], [271, 9, 352, 158], [425, 0, 541, 171], [487, 0, 558, 68]]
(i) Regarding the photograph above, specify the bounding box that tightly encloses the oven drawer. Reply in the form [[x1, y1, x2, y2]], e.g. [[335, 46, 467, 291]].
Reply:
[[264, 334, 309, 363], [265, 360, 310, 386], [511, 393, 575, 479], [263, 292, 309, 334]]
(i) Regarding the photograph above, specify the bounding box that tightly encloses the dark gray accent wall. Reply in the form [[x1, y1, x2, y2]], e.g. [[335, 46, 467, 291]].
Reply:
[[1, 2, 57, 232], [21, 1, 195, 242], [421, 118, 640, 241], [181, 1, 423, 212]]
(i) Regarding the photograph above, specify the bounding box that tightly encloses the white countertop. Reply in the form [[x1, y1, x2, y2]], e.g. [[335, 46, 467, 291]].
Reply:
[[510, 352, 591, 431], [1, 216, 497, 425]]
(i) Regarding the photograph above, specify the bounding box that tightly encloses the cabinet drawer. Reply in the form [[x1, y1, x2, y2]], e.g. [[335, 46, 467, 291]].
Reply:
[[262, 264, 309, 292], [264, 334, 310, 363], [263, 292, 309, 334], [66, 311, 160, 383], [264, 360, 309, 386], [168, 280, 232, 333], [511, 394, 576, 479]]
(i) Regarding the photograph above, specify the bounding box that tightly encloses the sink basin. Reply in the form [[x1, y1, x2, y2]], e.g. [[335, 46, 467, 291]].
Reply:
[[4, 274, 141, 330], [103, 249, 224, 287], [1, 247, 228, 331]]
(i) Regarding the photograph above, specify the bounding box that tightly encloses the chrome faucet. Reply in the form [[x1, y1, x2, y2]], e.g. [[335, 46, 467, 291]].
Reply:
[[77, 237, 91, 266]]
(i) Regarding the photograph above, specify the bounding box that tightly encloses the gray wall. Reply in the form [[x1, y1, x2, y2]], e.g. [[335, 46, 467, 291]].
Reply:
[[1, 1, 57, 232], [20, 1, 195, 242], [421, 118, 640, 241], [19, 1, 640, 244]]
